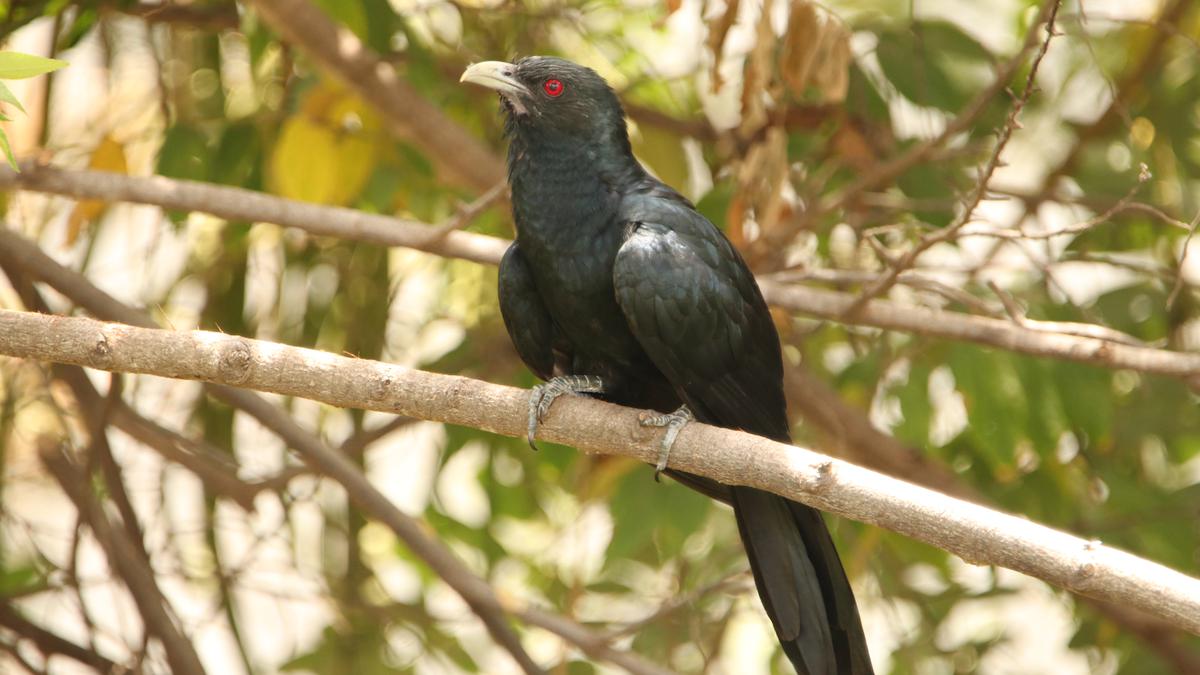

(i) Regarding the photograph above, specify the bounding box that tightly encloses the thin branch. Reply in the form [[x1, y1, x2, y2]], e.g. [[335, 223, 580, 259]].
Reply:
[[0, 163, 508, 265], [1166, 207, 1200, 308], [770, 267, 1002, 317], [960, 167, 1152, 241], [986, 280, 1148, 347], [429, 181, 509, 238], [757, 279, 1200, 380], [601, 570, 753, 640], [3, 309, 1200, 636], [0, 604, 122, 673], [813, 0, 1063, 217], [39, 442, 207, 675], [841, 0, 1062, 316], [248, 0, 505, 192], [514, 606, 675, 675], [115, 1, 241, 29], [3, 168, 1199, 381]]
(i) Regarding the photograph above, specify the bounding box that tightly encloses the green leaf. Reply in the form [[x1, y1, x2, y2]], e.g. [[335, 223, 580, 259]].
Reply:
[[608, 470, 710, 562], [310, 0, 369, 42], [876, 28, 975, 112], [948, 346, 1028, 468], [57, 7, 98, 51], [0, 80, 24, 113], [894, 362, 934, 446], [0, 564, 42, 597], [0, 52, 67, 80], [157, 124, 211, 182], [0, 129, 16, 171], [696, 181, 733, 230], [915, 21, 992, 63]]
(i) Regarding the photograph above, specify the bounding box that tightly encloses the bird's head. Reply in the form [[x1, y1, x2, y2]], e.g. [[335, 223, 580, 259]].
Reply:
[[460, 57, 625, 140]]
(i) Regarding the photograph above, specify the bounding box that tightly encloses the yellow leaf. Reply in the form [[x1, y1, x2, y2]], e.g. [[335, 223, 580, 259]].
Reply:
[[269, 82, 382, 206], [66, 135, 126, 244]]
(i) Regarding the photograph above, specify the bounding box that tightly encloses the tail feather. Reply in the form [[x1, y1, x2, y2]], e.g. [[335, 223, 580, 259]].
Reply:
[[731, 486, 873, 675]]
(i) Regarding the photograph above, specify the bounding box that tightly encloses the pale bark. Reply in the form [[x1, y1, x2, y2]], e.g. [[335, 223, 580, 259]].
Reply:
[[3, 307, 1198, 636]]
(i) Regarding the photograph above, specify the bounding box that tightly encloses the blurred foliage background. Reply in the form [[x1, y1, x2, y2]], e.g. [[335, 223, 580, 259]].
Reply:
[[1, 0, 1200, 673]]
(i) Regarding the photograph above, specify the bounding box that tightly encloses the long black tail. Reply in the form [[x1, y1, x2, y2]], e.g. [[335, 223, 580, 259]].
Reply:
[[730, 486, 874, 675]]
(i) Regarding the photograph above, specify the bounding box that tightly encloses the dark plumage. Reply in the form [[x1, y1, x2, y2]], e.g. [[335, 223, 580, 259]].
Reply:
[[462, 56, 873, 674]]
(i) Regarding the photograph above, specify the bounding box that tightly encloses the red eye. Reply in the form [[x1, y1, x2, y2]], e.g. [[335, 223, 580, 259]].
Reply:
[[543, 78, 565, 97]]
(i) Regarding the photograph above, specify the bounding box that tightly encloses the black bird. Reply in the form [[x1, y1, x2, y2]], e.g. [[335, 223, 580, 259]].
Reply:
[[462, 56, 873, 675]]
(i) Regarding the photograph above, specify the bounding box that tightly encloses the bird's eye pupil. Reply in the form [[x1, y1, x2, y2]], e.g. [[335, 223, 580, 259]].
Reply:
[[543, 79, 564, 97]]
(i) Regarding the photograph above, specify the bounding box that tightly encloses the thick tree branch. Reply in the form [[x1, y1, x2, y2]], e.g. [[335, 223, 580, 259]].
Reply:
[[3, 308, 1199, 636], [3, 166, 1198, 381], [248, 0, 505, 192]]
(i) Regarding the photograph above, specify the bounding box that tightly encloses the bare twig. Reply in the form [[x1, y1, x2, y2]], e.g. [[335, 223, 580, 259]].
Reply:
[[39, 442, 207, 675], [1166, 208, 1200, 309], [813, 0, 1064, 217], [841, 0, 1063, 317], [515, 606, 675, 675], [986, 280, 1147, 347], [770, 267, 1001, 317], [4, 309, 1200, 635], [430, 181, 509, 238], [601, 570, 753, 640]]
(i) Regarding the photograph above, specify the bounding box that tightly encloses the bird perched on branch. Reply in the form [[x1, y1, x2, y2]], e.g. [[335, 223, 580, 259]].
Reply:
[[462, 56, 873, 675]]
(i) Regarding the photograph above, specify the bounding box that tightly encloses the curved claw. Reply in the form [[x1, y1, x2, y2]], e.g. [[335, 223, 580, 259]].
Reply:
[[525, 375, 605, 451], [527, 386, 547, 450], [640, 405, 693, 481]]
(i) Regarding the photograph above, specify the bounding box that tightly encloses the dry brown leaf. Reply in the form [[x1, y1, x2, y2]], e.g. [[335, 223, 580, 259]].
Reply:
[[738, 0, 776, 138], [780, 0, 820, 97], [812, 22, 851, 103], [779, 1, 851, 103], [706, 0, 741, 92]]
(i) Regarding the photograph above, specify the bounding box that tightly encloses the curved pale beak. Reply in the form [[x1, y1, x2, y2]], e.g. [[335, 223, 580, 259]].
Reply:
[[460, 61, 530, 114], [460, 61, 528, 96]]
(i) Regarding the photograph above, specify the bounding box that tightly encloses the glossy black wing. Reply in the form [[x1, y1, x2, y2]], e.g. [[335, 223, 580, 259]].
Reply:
[[611, 200, 788, 440], [498, 242, 557, 381]]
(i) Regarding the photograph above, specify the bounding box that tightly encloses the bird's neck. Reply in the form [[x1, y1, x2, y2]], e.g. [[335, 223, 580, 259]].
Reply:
[[506, 127, 645, 245]]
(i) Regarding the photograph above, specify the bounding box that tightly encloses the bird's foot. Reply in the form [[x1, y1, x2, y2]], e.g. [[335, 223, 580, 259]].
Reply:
[[640, 405, 693, 481], [527, 375, 605, 450]]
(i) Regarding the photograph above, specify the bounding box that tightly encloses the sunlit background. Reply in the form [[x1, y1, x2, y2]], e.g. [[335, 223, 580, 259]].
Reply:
[[2, 0, 1199, 673]]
